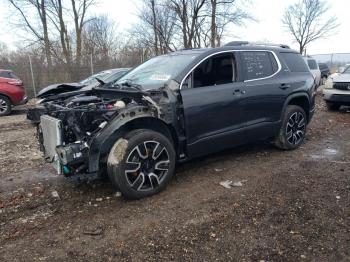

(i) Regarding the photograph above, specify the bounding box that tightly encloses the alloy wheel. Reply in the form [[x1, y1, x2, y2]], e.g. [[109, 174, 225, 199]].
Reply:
[[125, 141, 170, 192], [0, 98, 9, 113], [286, 112, 306, 145]]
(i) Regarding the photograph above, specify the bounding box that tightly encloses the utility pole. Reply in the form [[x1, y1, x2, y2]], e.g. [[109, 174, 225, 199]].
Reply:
[[28, 55, 36, 98], [90, 53, 94, 75]]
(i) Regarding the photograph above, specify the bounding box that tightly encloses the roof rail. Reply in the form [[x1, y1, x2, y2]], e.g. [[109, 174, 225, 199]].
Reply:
[[224, 41, 290, 49]]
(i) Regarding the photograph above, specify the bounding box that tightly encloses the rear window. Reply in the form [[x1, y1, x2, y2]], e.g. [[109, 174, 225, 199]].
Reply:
[[241, 51, 278, 80], [318, 63, 328, 70], [280, 53, 309, 72], [307, 59, 318, 70]]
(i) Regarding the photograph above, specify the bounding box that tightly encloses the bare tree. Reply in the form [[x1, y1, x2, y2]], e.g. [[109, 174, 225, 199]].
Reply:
[[71, 0, 95, 67], [135, 0, 252, 51], [133, 0, 177, 55], [47, 0, 72, 67], [208, 0, 252, 47], [169, 0, 207, 48], [7, 0, 53, 74], [282, 0, 338, 54], [83, 15, 120, 68]]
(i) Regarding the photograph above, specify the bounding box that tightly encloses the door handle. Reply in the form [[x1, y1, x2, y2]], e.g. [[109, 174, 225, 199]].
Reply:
[[279, 83, 291, 90]]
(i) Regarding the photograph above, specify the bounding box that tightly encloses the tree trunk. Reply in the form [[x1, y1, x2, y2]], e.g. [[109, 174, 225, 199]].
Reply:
[[71, 0, 82, 75], [150, 0, 159, 55], [56, 0, 73, 78], [39, 0, 52, 79], [210, 0, 216, 47]]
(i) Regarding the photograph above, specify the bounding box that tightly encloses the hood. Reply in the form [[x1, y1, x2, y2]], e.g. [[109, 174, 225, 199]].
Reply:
[[330, 73, 350, 83], [37, 82, 86, 98]]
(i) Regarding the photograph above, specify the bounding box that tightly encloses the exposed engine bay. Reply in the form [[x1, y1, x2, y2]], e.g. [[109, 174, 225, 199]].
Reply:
[[37, 87, 180, 177]]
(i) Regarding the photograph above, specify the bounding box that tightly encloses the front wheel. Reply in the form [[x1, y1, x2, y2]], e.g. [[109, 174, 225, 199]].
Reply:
[[107, 129, 176, 199], [274, 105, 307, 150]]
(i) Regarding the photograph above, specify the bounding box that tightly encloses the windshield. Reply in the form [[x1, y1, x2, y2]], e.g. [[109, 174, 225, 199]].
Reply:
[[342, 66, 350, 74], [116, 53, 199, 89], [104, 70, 128, 84]]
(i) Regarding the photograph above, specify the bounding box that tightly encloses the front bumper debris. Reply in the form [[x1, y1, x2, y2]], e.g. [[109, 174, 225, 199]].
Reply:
[[40, 115, 63, 174], [56, 142, 88, 166]]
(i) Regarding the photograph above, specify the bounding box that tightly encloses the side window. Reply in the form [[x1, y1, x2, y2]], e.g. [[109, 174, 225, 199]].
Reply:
[[182, 73, 192, 89], [280, 52, 309, 72], [9, 72, 19, 79], [192, 53, 236, 88], [307, 59, 318, 70], [0, 72, 8, 78], [241, 51, 277, 80], [0, 71, 17, 79]]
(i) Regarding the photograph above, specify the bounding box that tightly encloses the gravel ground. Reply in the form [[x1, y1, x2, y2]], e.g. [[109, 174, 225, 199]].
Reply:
[[0, 96, 349, 261]]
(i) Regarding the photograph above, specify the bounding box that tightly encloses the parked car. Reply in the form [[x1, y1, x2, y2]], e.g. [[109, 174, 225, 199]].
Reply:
[[36, 68, 130, 99], [0, 69, 27, 116], [304, 57, 321, 87], [27, 68, 130, 123], [323, 64, 350, 110], [36, 42, 315, 199], [318, 62, 330, 84]]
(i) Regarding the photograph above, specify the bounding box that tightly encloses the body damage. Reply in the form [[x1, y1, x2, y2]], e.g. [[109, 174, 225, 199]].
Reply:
[[39, 87, 183, 176], [37, 83, 85, 98]]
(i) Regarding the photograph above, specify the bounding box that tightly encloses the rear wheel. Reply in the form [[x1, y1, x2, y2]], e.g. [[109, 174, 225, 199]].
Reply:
[[107, 129, 176, 199], [274, 105, 307, 150], [326, 102, 341, 111], [0, 95, 11, 116]]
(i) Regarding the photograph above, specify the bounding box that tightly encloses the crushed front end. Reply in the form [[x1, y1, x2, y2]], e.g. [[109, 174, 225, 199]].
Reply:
[[37, 87, 176, 177]]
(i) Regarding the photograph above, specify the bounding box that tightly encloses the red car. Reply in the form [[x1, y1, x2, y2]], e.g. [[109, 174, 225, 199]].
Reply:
[[0, 69, 27, 116]]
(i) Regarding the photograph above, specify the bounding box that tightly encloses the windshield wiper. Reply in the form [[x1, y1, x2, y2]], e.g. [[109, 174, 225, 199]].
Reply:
[[120, 80, 143, 92], [95, 77, 105, 86]]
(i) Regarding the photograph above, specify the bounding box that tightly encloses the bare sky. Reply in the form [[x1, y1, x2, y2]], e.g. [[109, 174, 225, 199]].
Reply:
[[0, 0, 348, 55]]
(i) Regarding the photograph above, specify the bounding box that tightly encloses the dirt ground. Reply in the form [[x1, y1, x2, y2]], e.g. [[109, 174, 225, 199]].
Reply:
[[0, 95, 349, 262]]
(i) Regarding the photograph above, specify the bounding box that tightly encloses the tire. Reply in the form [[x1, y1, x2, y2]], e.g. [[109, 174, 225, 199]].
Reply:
[[107, 129, 176, 199], [0, 95, 11, 116], [274, 105, 307, 150], [326, 102, 341, 111]]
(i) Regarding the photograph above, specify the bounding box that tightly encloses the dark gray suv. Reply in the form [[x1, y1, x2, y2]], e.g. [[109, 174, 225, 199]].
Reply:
[[37, 42, 316, 199]]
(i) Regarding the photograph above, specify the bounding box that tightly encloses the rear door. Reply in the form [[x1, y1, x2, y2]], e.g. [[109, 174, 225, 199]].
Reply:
[[180, 51, 247, 157], [238, 51, 287, 140]]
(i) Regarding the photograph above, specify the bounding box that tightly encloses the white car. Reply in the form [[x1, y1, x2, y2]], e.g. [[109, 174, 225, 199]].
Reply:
[[304, 57, 321, 87], [323, 65, 350, 110]]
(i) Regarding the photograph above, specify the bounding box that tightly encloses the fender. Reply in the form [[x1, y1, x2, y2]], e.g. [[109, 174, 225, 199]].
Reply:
[[87, 105, 161, 173]]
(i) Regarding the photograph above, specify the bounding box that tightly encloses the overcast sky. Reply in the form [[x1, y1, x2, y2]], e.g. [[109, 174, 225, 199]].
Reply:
[[0, 0, 348, 55]]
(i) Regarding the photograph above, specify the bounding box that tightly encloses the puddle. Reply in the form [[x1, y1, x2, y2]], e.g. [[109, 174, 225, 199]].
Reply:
[[308, 148, 339, 160], [323, 148, 338, 155]]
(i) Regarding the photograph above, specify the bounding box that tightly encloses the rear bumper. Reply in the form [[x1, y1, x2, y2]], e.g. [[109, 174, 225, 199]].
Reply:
[[323, 88, 350, 105]]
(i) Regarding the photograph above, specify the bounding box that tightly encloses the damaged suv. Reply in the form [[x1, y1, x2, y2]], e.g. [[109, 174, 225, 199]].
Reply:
[[37, 42, 315, 199]]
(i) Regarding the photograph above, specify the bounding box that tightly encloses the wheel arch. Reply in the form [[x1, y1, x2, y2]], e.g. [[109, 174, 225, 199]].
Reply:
[[283, 93, 311, 123], [88, 113, 178, 173], [0, 92, 13, 105]]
